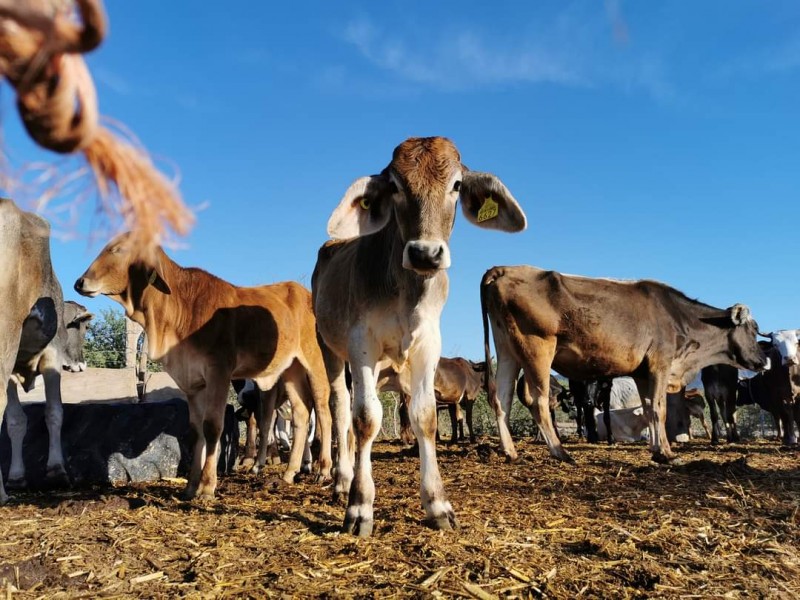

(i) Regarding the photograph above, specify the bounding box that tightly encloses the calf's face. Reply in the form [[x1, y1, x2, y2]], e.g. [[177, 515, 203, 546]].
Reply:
[[725, 304, 769, 372], [769, 329, 800, 367], [62, 300, 93, 372], [74, 232, 169, 300], [326, 136, 527, 275]]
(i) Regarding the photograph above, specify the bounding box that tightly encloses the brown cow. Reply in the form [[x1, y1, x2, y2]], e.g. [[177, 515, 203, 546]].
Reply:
[[382, 358, 487, 444], [74, 233, 332, 499], [481, 265, 768, 464], [312, 136, 527, 536]]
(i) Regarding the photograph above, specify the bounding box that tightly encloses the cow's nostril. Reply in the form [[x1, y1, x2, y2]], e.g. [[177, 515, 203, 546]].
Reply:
[[74, 278, 84, 292]]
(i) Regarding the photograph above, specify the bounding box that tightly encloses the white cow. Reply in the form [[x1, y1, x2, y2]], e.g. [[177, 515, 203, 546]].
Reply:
[[312, 136, 527, 536]]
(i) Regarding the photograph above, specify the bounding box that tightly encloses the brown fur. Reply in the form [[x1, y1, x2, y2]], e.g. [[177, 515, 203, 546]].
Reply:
[[75, 233, 332, 498], [481, 265, 767, 464]]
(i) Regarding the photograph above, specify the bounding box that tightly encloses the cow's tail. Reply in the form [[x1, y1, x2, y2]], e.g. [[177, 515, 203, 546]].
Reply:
[[480, 267, 502, 399]]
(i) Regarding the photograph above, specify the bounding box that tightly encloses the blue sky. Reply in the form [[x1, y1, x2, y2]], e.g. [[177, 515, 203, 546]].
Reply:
[[3, 1, 799, 361]]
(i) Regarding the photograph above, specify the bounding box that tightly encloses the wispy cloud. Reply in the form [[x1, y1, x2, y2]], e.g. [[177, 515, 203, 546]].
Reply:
[[332, 8, 676, 103], [715, 30, 800, 80]]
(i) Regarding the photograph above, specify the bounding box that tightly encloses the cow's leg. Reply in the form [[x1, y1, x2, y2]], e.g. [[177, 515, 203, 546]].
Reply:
[[602, 388, 614, 445], [40, 353, 68, 485], [575, 402, 584, 439], [182, 376, 230, 500], [706, 394, 722, 445], [447, 403, 458, 444], [699, 412, 712, 439], [407, 335, 457, 532], [521, 367, 572, 463], [551, 409, 561, 442], [491, 355, 520, 460], [464, 399, 476, 444], [324, 350, 353, 505], [636, 375, 676, 463], [585, 397, 600, 443], [725, 395, 740, 442], [302, 409, 315, 474], [0, 378, 11, 503], [343, 335, 382, 537], [302, 348, 332, 483], [254, 384, 280, 470], [280, 361, 312, 484], [5, 381, 27, 487], [398, 394, 415, 445], [780, 404, 797, 446], [239, 411, 258, 470]]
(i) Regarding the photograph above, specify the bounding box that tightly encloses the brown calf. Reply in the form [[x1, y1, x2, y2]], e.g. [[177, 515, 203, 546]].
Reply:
[[75, 233, 331, 498]]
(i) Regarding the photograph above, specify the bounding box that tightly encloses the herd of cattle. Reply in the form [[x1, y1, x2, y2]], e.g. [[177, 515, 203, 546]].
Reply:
[[2, 137, 799, 538]]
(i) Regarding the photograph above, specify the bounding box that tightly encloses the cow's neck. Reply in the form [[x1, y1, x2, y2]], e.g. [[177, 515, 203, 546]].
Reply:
[[670, 297, 738, 382], [124, 252, 191, 361]]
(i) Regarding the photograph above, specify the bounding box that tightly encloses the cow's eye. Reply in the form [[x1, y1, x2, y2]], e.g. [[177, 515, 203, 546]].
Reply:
[[453, 180, 461, 193], [359, 197, 371, 210]]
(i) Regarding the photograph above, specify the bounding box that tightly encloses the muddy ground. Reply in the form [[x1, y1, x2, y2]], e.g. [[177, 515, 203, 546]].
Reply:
[[0, 437, 798, 599]]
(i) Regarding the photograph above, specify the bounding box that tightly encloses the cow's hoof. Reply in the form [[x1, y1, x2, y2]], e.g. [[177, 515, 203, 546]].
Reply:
[[553, 449, 575, 464], [197, 492, 216, 502], [6, 478, 27, 490], [504, 453, 519, 464], [426, 510, 458, 531], [0, 491, 7, 505], [46, 467, 70, 488], [332, 490, 349, 506], [238, 458, 255, 471], [343, 515, 373, 538], [314, 473, 333, 486], [651, 453, 681, 465], [283, 471, 298, 485], [178, 487, 197, 501]]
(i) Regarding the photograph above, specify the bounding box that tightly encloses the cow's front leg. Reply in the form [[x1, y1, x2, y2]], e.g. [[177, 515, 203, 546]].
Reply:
[[40, 358, 68, 486], [409, 335, 457, 531], [343, 336, 381, 537], [182, 376, 230, 500], [638, 375, 677, 463]]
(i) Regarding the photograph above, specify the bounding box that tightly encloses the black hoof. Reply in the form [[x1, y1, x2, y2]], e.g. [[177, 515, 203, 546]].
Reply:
[[6, 478, 27, 490], [651, 453, 682, 465], [46, 468, 71, 488]]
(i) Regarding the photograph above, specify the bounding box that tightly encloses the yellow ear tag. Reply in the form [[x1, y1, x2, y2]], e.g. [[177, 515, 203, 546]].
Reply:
[[476, 195, 499, 223], [359, 197, 371, 210]]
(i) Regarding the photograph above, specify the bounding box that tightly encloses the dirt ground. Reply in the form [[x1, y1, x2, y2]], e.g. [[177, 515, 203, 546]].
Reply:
[[0, 437, 798, 599]]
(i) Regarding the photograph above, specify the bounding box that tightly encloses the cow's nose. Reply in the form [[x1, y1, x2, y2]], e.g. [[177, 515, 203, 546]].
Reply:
[[74, 278, 85, 293], [784, 356, 799, 367], [403, 241, 451, 272]]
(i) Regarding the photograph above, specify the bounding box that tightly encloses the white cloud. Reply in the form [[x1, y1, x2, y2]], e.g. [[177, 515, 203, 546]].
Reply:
[[334, 10, 676, 102]]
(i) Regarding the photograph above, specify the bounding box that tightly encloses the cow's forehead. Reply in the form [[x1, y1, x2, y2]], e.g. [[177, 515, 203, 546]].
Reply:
[[389, 137, 462, 195]]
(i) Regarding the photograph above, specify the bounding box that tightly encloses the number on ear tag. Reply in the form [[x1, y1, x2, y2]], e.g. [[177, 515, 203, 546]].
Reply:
[[477, 196, 499, 222]]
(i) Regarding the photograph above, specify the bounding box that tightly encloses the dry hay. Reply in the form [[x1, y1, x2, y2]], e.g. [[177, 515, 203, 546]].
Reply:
[[0, 438, 798, 598]]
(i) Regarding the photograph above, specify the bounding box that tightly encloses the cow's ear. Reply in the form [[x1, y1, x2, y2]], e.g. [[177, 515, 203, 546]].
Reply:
[[327, 175, 395, 240], [147, 253, 171, 295], [72, 311, 93, 325], [729, 304, 752, 326], [460, 171, 527, 233]]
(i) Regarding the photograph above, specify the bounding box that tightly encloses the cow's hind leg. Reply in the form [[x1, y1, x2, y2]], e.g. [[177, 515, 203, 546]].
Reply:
[[706, 394, 723, 445], [280, 361, 312, 483], [322, 347, 353, 505], [491, 354, 520, 461], [252, 383, 280, 471], [40, 353, 68, 486]]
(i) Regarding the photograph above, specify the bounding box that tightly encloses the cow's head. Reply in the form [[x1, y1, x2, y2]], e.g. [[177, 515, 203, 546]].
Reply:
[[716, 304, 769, 372], [326, 137, 527, 275], [62, 300, 93, 372], [74, 232, 171, 309], [760, 329, 800, 367]]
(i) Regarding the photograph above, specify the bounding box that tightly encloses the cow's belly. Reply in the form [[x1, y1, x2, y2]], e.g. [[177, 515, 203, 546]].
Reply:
[[553, 343, 644, 380]]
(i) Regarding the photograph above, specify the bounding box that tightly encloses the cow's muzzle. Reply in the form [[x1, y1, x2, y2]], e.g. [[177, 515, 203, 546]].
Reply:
[[403, 240, 451, 273]]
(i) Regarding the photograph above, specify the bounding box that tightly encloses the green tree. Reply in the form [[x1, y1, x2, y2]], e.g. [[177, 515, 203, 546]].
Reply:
[[84, 307, 127, 368]]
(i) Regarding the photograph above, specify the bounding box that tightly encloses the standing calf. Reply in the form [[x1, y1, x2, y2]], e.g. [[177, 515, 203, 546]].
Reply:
[[313, 136, 527, 536]]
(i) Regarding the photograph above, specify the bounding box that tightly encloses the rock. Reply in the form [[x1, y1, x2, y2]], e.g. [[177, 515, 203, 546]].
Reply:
[[0, 399, 237, 487]]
